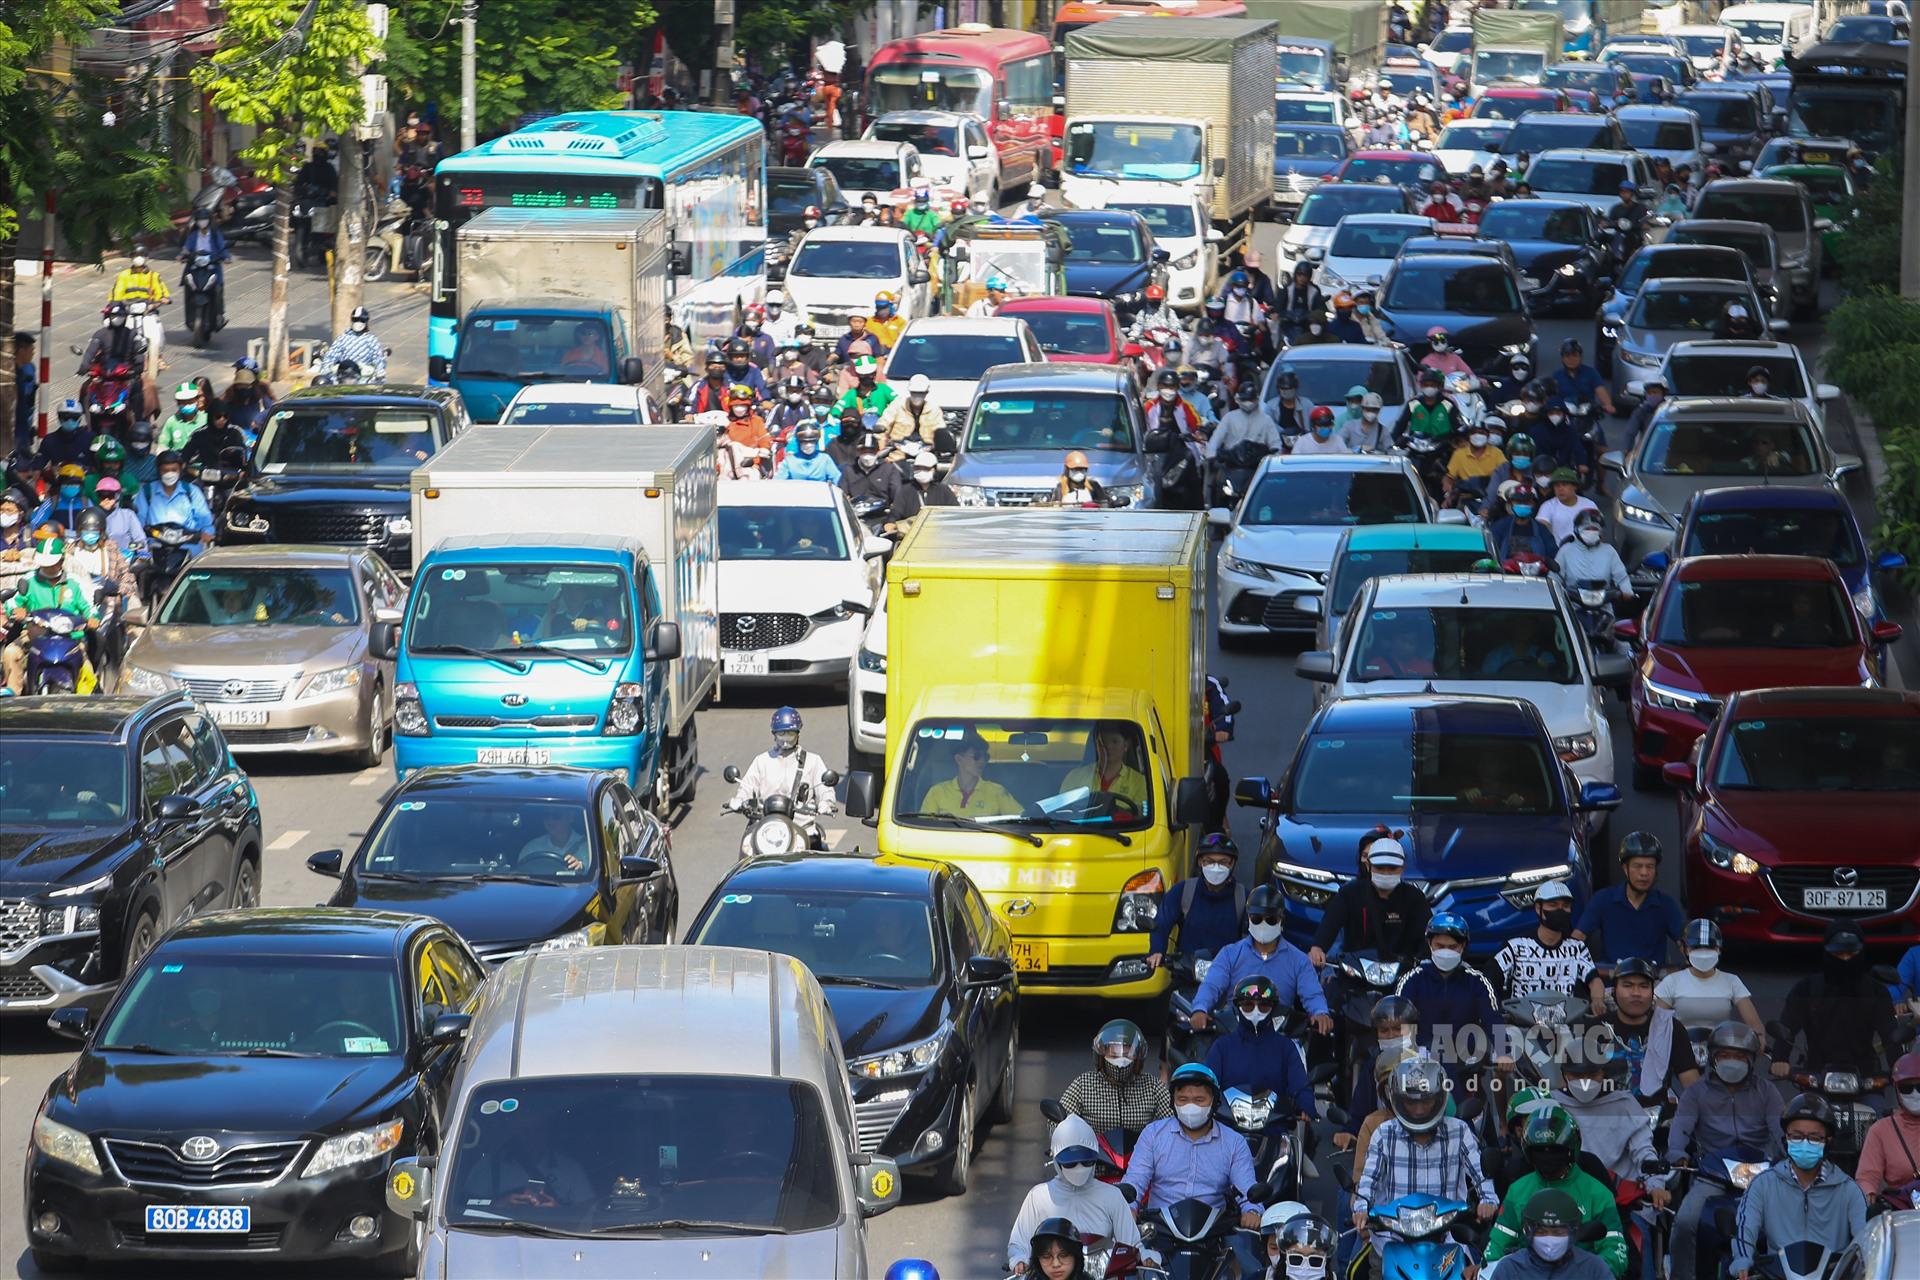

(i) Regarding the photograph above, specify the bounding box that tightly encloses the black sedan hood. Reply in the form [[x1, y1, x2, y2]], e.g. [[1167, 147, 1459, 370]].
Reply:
[[1378, 308, 1534, 370], [1506, 240, 1586, 277], [820, 981, 945, 1059], [334, 874, 594, 952], [0, 826, 129, 894], [237, 472, 412, 509], [58, 1051, 415, 1135], [1065, 260, 1152, 300]]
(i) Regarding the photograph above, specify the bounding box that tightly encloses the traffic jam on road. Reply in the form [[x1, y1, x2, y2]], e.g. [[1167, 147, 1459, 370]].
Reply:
[[5, 1, 1919, 1278]]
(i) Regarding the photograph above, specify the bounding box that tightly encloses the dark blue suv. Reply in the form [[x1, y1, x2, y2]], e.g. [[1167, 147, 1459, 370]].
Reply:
[[1235, 694, 1620, 957]]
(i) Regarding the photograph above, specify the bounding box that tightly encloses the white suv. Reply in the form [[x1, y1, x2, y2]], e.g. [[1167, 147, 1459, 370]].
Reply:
[[783, 225, 933, 332]]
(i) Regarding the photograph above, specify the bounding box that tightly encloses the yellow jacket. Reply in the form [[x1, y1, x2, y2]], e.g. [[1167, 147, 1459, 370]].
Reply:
[[110, 269, 171, 304], [869, 313, 908, 349]]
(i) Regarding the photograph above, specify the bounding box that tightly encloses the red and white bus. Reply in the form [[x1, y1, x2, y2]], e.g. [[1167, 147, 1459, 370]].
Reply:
[[864, 25, 1055, 193]]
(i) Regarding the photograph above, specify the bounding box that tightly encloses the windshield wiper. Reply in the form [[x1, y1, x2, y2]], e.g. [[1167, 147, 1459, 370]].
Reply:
[[236, 1047, 318, 1058], [821, 975, 906, 990], [450, 1219, 590, 1238], [1024, 818, 1133, 846], [467, 872, 569, 885], [409, 644, 530, 673], [100, 1042, 186, 1055], [454, 369, 532, 381], [895, 811, 1043, 847], [491, 642, 613, 672], [356, 870, 428, 882], [587, 1219, 790, 1237]]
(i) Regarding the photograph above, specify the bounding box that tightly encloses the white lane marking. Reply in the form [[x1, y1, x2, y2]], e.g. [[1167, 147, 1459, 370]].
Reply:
[[267, 829, 308, 852], [350, 770, 383, 786]]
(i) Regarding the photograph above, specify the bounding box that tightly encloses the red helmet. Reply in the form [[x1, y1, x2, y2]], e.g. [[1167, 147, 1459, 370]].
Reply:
[[1309, 405, 1336, 427], [950, 197, 970, 213], [1145, 283, 1166, 302]]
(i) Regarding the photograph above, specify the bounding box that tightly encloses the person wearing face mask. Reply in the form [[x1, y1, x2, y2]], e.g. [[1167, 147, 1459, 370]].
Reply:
[[133, 449, 215, 552], [1550, 1043, 1667, 1207], [1711, 301, 1763, 342], [155, 381, 207, 453], [840, 431, 914, 529], [1290, 307, 1335, 346], [1207, 390, 1283, 473], [832, 355, 895, 422], [1655, 920, 1766, 1038], [1731, 1095, 1865, 1280], [1205, 975, 1318, 1118], [1666, 1021, 1784, 1280], [117, 419, 157, 490], [1268, 371, 1317, 441], [40, 400, 96, 470], [1008, 1126, 1144, 1277], [65, 507, 137, 668], [1290, 405, 1350, 456], [1325, 295, 1367, 345], [1147, 833, 1247, 972], [1485, 432, 1538, 501], [1064, 1017, 1174, 1132], [37, 464, 93, 535], [1343, 392, 1392, 453], [1485, 1106, 1630, 1279], [1333, 383, 1369, 435], [1739, 363, 1776, 399], [1604, 957, 1696, 1103], [1494, 881, 1605, 1006], [868, 291, 907, 349], [1336, 1003, 1424, 1157], [906, 451, 954, 506], [1189, 885, 1333, 1037], [1396, 369, 1464, 451], [735, 305, 777, 370], [1176, 366, 1220, 426], [1551, 511, 1633, 623], [1126, 1062, 1266, 1235], [1855, 1052, 1920, 1204], [766, 374, 812, 438], [1622, 376, 1667, 445], [1048, 450, 1109, 507], [771, 424, 841, 484], [1309, 833, 1431, 972], [1394, 914, 1512, 1090], [760, 288, 801, 349], [685, 351, 733, 417], [877, 373, 942, 450], [1146, 369, 1206, 441], [723, 706, 833, 813], [90, 477, 147, 565], [1275, 264, 1326, 346], [0, 489, 42, 599], [315, 306, 387, 383], [1489, 1190, 1614, 1280], [1775, 920, 1903, 1085], [719, 335, 770, 401], [181, 400, 250, 473], [1528, 401, 1590, 486], [77, 302, 149, 419], [3, 536, 103, 693], [786, 323, 831, 382], [1355, 1055, 1501, 1272], [1443, 424, 1506, 503]]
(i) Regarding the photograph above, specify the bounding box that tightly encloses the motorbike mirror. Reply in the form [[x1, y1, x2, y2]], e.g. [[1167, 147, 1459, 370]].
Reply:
[[1577, 1219, 1609, 1244], [306, 848, 344, 877], [1040, 1098, 1069, 1124], [820, 769, 841, 787], [1308, 1061, 1340, 1086], [723, 764, 742, 784], [1641, 1155, 1671, 1176], [1225, 700, 1242, 716], [1325, 1104, 1350, 1126], [1332, 1161, 1357, 1192], [1244, 1181, 1277, 1205]]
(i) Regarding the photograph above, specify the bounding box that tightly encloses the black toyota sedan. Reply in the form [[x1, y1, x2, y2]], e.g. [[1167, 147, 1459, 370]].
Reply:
[[1475, 199, 1614, 314], [686, 852, 1018, 1197], [0, 693, 262, 1017], [1047, 208, 1169, 323], [1373, 253, 1539, 373], [311, 765, 678, 964], [25, 909, 482, 1275]]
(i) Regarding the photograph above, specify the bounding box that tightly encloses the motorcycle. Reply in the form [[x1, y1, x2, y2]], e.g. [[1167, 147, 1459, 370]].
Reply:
[[1327, 949, 1409, 1103], [126, 298, 165, 381], [142, 522, 198, 607], [1333, 1160, 1485, 1280], [1486, 345, 1535, 405], [1683, 1147, 1767, 1280], [1040, 1097, 1141, 1189], [1751, 1241, 1843, 1280], [1402, 431, 1453, 502], [1219, 1072, 1336, 1205], [181, 253, 222, 346], [364, 206, 414, 283], [1201, 673, 1239, 832], [1208, 439, 1273, 512], [779, 116, 812, 166], [189, 446, 251, 525], [76, 357, 139, 440], [1188, 363, 1228, 418], [1164, 949, 1223, 1071], [721, 762, 838, 858], [1569, 578, 1620, 652], [1500, 990, 1592, 1087], [3, 590, 114, 696], [1122, 1180, 1273, 1280], [290, 195, 337, 270]]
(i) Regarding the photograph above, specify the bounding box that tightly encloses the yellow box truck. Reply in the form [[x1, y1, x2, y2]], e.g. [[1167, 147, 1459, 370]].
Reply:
[[844, 509, 1208, 999]]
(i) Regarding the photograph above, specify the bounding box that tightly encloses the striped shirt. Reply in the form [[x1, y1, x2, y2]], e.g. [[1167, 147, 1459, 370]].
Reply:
[[1354, 1115, 1498, 1218]]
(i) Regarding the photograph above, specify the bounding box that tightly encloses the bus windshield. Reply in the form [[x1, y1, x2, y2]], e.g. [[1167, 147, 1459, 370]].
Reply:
[[869, 64, 993, 118], [1065, 120, 1204, 180]]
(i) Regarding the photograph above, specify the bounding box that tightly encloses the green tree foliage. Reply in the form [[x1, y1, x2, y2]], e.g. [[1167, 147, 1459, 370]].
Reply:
[[1823, 291, 1920, 590], [382, 0, 656, 137], [660, 0, 883, 73], [48, 73, 180, 262], [1829, 155, 1904, 296]]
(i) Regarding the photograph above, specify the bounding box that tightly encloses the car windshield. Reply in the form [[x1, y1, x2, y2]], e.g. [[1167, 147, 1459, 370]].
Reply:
[[1277, 46, 1332, 84], [1827, 15, 1898, 40], [1526, 158, 1630, 195], [1791, 90, 1897, 153], [408, 563, 632, 655], [1348, 605, 1579, 683], [1291, 726, 1559, 815], [1381, 69, 1436, 97], [1693, 190, 1807, 234], [1437, 123, 1508, 151], [0, 740, 127, 825], [1010, 308, 1112, 355], [1297, 186, 1406, 226], [502, 396, 646, 425], [893, 718, 1154, 831], [769, 175, 821, 219], [966, 392, 1133, 451], [1275, 128, 1349, 159], [1275, 98, 1340, 125], [1621, 117, 1697, 150], [813, 155, 903, 192], [1677, 32, 1730, 57], [1478, 203, 1588, 244], [1667, 353, 1807, 398], [444, 1075, 841, 1234], [1668, 227, 1774, 269], [1631, 287, 1739, 331], [1544, 67, 1617, 91], [1509, 119, 1617, 151], [788, 239, 903, 280], [452, 315, 615, 383], [1272, 354, 1402, 407], [99, 952, 406, 1057], [694, 890, 937, 984], [1341, 156, 1438, 186], [1721, 17, 1784, 43], [1328, 547, 1496, 614], [1474, 95, 1552, 121], [1659, 576, 1854, 647], [1766, 168, 1849, 204], [1716, 715, 1920, 791], [868, 64, 992, 118], [1111, 202, 1196, 239], [1063, 223, 1145, 264], [887, 331, 1028, 381], [1432, 28, 1471, 52], [719, 506, 849, 560], [1240, 469, 1422, 527], [255, 406, 437, 473], [1618, 55, 1690, 82], [1682, 506, 1860, 566], [1383, 262, 1521, 314], [1330, 221, 1424, 260], [1065, 120, 1204, 180], [867, 120, 960, 156], [360, 797, 596, 882], [1678, 94, 1758, 130], [158, 566, 360, 627], [1475, 50, 1548, 82], [1640, 418, 1817, 476]]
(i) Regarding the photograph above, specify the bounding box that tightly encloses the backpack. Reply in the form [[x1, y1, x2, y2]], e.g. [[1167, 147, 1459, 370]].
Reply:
[[1180, 876, 1248, 922]]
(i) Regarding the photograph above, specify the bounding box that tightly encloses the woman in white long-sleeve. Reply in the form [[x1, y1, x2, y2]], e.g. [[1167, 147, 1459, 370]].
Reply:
[[1007, 1113, 1146, 1275]]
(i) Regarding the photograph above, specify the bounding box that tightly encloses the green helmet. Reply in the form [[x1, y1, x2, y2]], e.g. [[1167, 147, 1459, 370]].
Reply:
[[1521, 1188, 1583, 1234], [1507, 1084, 1552, 1124], [1522, 1104, 1582, 1180], [92, 436, 126, 464]]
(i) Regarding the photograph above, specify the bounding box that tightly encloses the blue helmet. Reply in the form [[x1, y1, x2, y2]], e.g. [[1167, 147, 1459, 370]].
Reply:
[[885, 1263, 939, 1280], [771, 707, 803, 735], [1170, 1061, 1221, 1095], [1426, 911, 1470, 943], [232, 355, 262, 373], [1227, 269, 1251, 289], [985, 274, 1010, 292], [57, 398, 83, 419], [1618, 180, 1638, 194]]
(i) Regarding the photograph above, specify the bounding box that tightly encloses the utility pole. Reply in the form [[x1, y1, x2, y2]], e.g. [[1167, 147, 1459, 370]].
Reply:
[[711, 0, 735, 108], [1903, 30, 1920, 298], [459, 0, 477, 151]]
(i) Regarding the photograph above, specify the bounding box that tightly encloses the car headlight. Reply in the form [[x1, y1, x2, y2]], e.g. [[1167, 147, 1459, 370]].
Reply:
[[1501, 865, 1576, 909], [1620, 501, 1670, 528], [120, 665, 173, 693], [1851, 584, 1874, 619], [226, 508, 270, 534], [300, 665, 361, 697], [393, 681, 428, 736], [538, 923, 608, 952], [603, 682, 643, 736], [850, 1024, 951, 1079], [1114, 869, 1165, 932], [1621, 347, 1660, 367], [1553, 732, 1598, 762], [33, 1115, 101, 1176], [1221, 552, 1272, 580], [1172, 249, 1200, 270], [301, 1119, 405, 1179], [857, 646, 886, 674], [1699, 831, 1760, 875], [1274, 860, 1339, 908], [1644, 678, 1704, 712], [39, 905, 103, 936], [949, 483, 988, 507]]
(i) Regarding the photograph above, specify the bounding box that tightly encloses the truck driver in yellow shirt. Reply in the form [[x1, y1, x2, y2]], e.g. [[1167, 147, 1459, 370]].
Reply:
[[922, 730, 1022, 817], [1063, 723, 1149, 813]]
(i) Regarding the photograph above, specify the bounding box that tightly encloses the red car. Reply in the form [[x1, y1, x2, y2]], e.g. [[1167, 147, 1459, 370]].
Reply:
[[1667, 686, 1920, 946], [1618, 554, 1897, 786], [1470, 86, 1577, 120], [1331, 150, 1442, 189], [995, 296, 1148, 384]]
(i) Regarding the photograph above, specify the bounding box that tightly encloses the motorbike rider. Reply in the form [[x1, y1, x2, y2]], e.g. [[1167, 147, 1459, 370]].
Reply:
[[1205, 388, 1283, 479], [41, 401, 94, 470], [1731, 1095, 1867, 1280], [91, 477, 147, 564], [1177, 365, 1220, 426], [1603, 181, 1651, 259], [1008, 1116, 1146, 1275], [1606, 956, 1696, 1102], [899, 188, 941, 238], [1776, 919, 1903, 1085], [1420, 326, 1475, 378], [1344, 392, 1392, 452], [1741, 363, 1778, 399], [907, 451, 955, 506], [1206, 974, 1317, 1121], [1222, 269, 1264, 329], [722, 383, 772, 455], [117, 419, 158, 490], [315, 306, 387, 383], [1552, 338, 1615, 421], [3, 537, 100, 694], [155, 381, 208, 453], [1552, 510, 1633, 620], [293, 144, 337, 203], [1855, 1052, 1920, 1204], [1146, 368, 1206, 440], [1127, 282, 1181, 341], [722, 335, 770, 400], [1063, 1019, 1174, 1131], [1538, 466, 1599, 549], [1189, 885, 1333, 1036], [770, 423, 841, 484], [176, 209, 230, 328], [1292, 405, 1350, 455], [965, 275, 1010, 319], [1486, 1105, 1631, 1279], [686, 351, 734, 417], [38, 464, 92, 533], [723, 707, 834, 815], [133, 449, 215, 553], [1187, 296, 1235, 376], [1623, 374, 1668, 444], [65, 507, 137, 664], [1552, 1042, 1668, 1204], [877, 373, 943, 450], [1018, 1217, 1099, 1280], [785, 323, 831, 382], [1397, 368, 1464, 449], [766, 374, 812, 438], [1574, 834, 1685, 971], [1666, 1021, 1784, 1280], [1443, 424, 1506, 503], [181, 402, 250, 473], [833, 355, 895, 422], [1266, 1211, 1336, 1280], [1335, 998, 1423, 1156], [1275, 262, 1326, 345], [841, 431, 915, 532], [1656, 920, 1768, 1039], [1308, 833, 1430, 971], [1494, 880, 1605, 1005], [1712, 302, 1764, 341], [77, 301, 149, 418], [1326, 294, 1368, 344], [1049, 450, 1108, 507], [869, 291, 908, 349], [735, 305, 777, 370], [221, 357, 273, 436], [761, 288, 802, 349], [1494, 1190, 1615, 1280], [0, 490, 37, 598], [1148, 832, 1248, 971], [110, 249, 172, 310], [1485, 432, 1538, 501], [1125, 1062, 1265, 1232], [1394, 913, 1511, 1092], [1270, 371, 1315, 439], [1420, 180, 1465, 224], [1354, 1056, 1501, 1259]]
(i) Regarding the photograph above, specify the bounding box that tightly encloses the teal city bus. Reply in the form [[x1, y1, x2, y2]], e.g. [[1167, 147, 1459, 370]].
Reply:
[[430, 110, 767, 365]]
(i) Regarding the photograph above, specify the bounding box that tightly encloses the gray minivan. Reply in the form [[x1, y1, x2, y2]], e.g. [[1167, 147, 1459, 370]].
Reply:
[[384, 945, 900, 1277], [1689, 178, 1827, 320], [944, 362, 1164, 508]]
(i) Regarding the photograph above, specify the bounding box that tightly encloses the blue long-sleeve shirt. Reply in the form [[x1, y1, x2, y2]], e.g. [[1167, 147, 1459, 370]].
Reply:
[[1890, 945, 1920, 1007], [1203, 1020, 1315, 1116], [1192, 936, 1329, 1019], [133, 480, 214, 537], [772, 450, 841, 483], [103, 506, 148, 560], [1122, 1116, 1261, 1216], [1148, 877, 1244, 957], [1395, 960, 1504, 1067]]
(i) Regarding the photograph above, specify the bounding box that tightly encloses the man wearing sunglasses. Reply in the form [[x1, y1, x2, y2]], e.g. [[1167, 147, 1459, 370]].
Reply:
[[1203, 976, 1317, 1124], [1007, 1112, 1146, 1276], [1189, 885, 1334, 1038]]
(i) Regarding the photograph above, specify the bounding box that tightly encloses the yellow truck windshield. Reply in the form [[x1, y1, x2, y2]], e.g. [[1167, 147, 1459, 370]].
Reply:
[[893, 718, 1153, 833]]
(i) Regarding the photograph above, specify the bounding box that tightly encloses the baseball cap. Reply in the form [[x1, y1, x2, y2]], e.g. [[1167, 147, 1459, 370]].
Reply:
[[912, 454, 937, 474], [907, 374, 932, 394], [1550, 466, 1579, 485], [1367, 837, 1407, 867], [1534, 880, 1574, 903]]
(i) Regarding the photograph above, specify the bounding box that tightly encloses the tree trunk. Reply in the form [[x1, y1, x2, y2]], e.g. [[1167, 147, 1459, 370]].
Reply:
[[330, 139, 369, 337], [266, 183, 294, 381]]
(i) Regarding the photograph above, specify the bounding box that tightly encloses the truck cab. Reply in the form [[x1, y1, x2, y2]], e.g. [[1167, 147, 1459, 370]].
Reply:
[[433, 298, 649, 424]]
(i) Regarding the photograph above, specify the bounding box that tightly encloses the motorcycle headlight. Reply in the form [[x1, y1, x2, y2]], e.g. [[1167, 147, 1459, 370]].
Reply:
[[300, 665, 361, 697], [33, 1115, 101, 1177], [850, 1024, 951, 1079], [1821, 1071, 1860, 1094], [1221, 552, 1272, 581], [1363, 958, 1401, 987], [301, 1119, 404, 1179], [1553, 732, 1598, 762], [121, 665, 173, 693], [749, 820, 797, 857], [1230, 1095, 1274, 1128], [857, 646, 886, 674], [1699, 831, 1759, 875], [1114, 869, 1165, 932], [1107, 484, 1145, 508], [385, 516, 412, 537]]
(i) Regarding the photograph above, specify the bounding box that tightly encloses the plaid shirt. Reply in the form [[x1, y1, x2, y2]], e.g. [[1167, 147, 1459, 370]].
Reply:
[[1058, 1069, 1173, 1133], [1354, 1116, 1498, 1218]]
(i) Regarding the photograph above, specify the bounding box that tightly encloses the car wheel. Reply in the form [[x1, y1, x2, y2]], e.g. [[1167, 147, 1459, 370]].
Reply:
[[650, 745, 673, 819], [355, 683, 387, 770], [30, 1248, 83, 1274], [987, 1016, 1018, 1126], [229, 853, 260, 910], [933, 1087, 973, 1197], [123, 906, 160, 973]]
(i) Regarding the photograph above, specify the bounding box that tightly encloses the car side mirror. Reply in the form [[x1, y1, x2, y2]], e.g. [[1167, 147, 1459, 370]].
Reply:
[[909, 269, 930, 285], [1830, 453, 1863, 480], [1875, 550, 1909, 572], [1212, 157, 1227, 178], [619, 855, 661, 881], [1295, 594, 1322, 617], [844, 769, 879, 821], [307, 848, 344, 877], [47, 1006, 91, 1042], [968, 145, 990, 160], [964, 955, 1014, 987], [1613, 618, 1641, 644], [1642, 551, 1670, 573], [427, 1012, 472, 1046], [620, 356, 646, 385], [1815, 383, 1839, 403], [385, 1157, 433, 1219], [1151, 247, 1171, 263], [1627, 380, 1646, 399], [1122, 342, 1146, 359], [1600, 450, 1626, 475], [427, 355, 451, 383], [1174, 775, 1209, 827], [1207, 505, 1234, 528], [1206, 226, 1224, 243], [862, 536, 891, 560], [1700, 141, 1716, 155], [857, 1155, 902, 1216], [1233, 777, 1273, 808], [670, 242, 693, 277], [1871, 620, 1903, 645], [1767, 317, 1789, 333], [1436, 509, 1468, 525], [1663, 761, 1696, 792], [1295, 651, 1337, 683], [369, 620, 399, 661], [1592, 653, 1632, 688], [645, 620, 680, 661], [153, 793, 201, 826]]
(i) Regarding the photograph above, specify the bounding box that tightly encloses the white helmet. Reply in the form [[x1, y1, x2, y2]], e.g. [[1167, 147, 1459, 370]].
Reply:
[[1260, 1201, 1312, 1232], [907, 373, 932, 394]]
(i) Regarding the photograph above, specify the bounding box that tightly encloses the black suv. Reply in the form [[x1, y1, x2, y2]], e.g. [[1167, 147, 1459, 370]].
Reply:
[[767, 165, 847, 280], [220, 383, 468, 573], [0, 693, 263, 1015]]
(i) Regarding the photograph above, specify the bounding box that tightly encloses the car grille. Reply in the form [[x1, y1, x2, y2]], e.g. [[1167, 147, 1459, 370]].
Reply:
[[854, 1091, 911, 1154], [1767, 866, 1919, 912], [114, 1223, 286, 1250], [721, 613, 809, 651], [0, 899, 43, 952], [105, 1138, 306, 1188], [175, 676, 288, 704], [1024, 964, 1127, 988], [1260, 595, 1321, 632], [271, 508, 388, 546], [0, 972, 53, 1002], [222, 727, 313, 747], [1275, 173, 1321, 196], [433, 714, 599, 730], [985, 488, 1054, 507]]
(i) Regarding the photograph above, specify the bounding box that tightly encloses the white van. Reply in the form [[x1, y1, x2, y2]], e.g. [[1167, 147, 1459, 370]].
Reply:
[[783, 225, 933, 331], [1716, 4, 1817, 64]]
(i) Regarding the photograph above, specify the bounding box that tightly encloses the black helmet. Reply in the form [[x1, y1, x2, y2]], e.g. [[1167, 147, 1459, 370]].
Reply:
[[1278, 1215, 1338, 1258], [1386, 1055, 1448, 1131], [127, 420, 155, 446], [809, 383, 836, 406], [1707, 1019, 1760, 1061], [1275, 371, 1300, 392], [1246, 883, 1284, 922], [1527, 377, 1557, 402], [1745, 363, 1770, 381], [725, 337, 751, 360], [1155, 368, 1180, 390], [1417, 368, 1443, 388], [1613, 956, 1660, 985], [1197, 831, 1238, 860], [780, 374, 807, 394], [1371, 994, 1418, 1030], [350, 305, 370, 325], [104, 300, 130, 320], [1521, 1188, 1583, 1235], [1560, 337, 1583, 356], [1031, 1217, 1085, 1258], [1093, 1018, 1146, 1080], [156, 449, 185, 469], [1683, 918, 1722, 950], [75, 507, 108, 536], [1233, 974, 1279, 1009], [1782, 1092, 1837, 1136], [1618, 831, 1662, 864]]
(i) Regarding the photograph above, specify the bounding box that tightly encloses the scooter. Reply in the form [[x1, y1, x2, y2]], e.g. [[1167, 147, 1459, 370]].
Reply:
[[290, 195, 337, 270], [1327, 949, 1410, 1103], [1568, 578, 1620, 652], [1751, 1241, 1843, 1280], [76, 356, 139, 440], [779, 116, 812, 165], [181, 253, 223, 346], [1163, 950, 1223, 1071], [189, 446, 251, 525], [1208, 439, 1272, 512], [6, 589, 115, 696], [721, 762, 838, 858], [1500, 990, 1592, 1087], [1403, 431, 1452, 503], [142, 521, 198, 607], [1332, 1160, 1485, 1280], [126, 299, 166, 382], [1122, 1180, 1273, 1280]]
